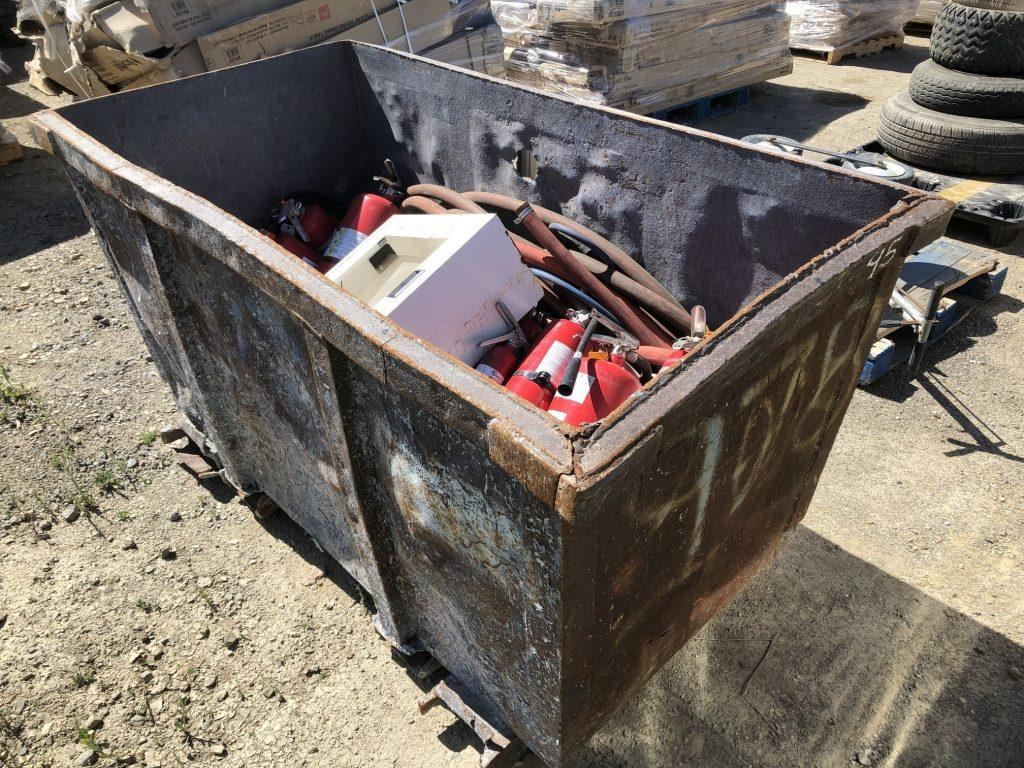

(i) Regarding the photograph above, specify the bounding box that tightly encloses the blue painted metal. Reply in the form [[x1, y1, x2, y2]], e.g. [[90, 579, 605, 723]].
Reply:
[[652, 86, 750, 123], [859, 242, 1007, 385]]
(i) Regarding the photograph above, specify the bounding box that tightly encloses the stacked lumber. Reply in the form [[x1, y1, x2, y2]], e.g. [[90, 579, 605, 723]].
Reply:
[[493, 0, 792, 115], [14, 0, 504, 98], [911, 0, 942, 26], [786, 0, 918, 51]]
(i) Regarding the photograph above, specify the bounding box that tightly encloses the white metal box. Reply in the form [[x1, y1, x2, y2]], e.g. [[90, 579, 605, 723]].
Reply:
[[325, 213, 543, 366]]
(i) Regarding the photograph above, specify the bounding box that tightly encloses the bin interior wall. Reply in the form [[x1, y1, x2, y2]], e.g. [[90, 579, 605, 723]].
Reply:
[[56, 45, 374, 229], [58, 43, 910, 328], [347, 45, 910, 326]]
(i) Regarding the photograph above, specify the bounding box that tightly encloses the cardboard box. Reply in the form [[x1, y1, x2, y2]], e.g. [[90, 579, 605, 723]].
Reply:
[[81, 39, 206, 88], [78, 22, 121, 49], [30, 25, 111, 97], [0, 124, 23, 167], [91, 0, 166, 54], [423, 22, 504, 75], [198, 0, 455, 70], [83, 44, 159, 84], [321, 0, 458, 50], [144, 0, 299, 46]]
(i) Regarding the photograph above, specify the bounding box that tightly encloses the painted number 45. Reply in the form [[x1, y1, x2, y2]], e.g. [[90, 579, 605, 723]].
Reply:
[[866, 238, 902, 278]]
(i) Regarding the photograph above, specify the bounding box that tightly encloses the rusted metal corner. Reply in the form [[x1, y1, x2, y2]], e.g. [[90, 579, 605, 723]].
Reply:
[[554, 472, 578, 525], [570, 425, 663, 494], [487, 418, 574, 507], [571, 195, 951, 481], [29, 112, 54, 155]]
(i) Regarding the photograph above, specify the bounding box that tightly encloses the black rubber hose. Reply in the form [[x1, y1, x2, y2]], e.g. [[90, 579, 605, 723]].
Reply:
[[558, 314, 599, 396], [517, 203, 665, 347], [545, 225, 689, 334], [548, 222, 615, 268]]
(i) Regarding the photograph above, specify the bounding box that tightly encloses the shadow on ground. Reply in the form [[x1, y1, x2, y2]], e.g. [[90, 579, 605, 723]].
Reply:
[[694, 81, 870, 141], [569, 526, 1024, 768], [1, 44, 90, 265], [244, 494, 1024, 768], [0, 45, 46, 121], [252, 503, 373, 611], [0, 149, 91, 264], [831, 37, 932, 75]]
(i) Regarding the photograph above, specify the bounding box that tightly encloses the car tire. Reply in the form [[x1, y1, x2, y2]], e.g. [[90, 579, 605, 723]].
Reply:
[[930, 1, 1024, 76], [878, 92, 1024, 175], [909, 60, 1024, 118]]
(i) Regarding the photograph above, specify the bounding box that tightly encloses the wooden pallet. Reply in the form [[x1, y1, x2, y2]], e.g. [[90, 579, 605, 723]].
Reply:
[[794, 33, 904, 65], [648, 86, 750, 124], [859, 239, 1007, 384], [903, 21, 933, 36], [0, 124, 22, 166]]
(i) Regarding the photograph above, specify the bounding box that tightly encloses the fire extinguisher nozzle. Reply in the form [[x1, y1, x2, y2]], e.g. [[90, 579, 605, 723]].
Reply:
[[556, 371, 578, 397], [557, 313, 598, 396]]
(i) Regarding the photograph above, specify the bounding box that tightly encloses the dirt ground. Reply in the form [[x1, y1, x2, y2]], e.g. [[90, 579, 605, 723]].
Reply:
[[1, 34, 1022, 768]]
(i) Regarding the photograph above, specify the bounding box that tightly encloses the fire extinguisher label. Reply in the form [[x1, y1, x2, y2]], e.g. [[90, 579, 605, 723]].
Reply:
[[536, 340, 574, 378], [561, 372, 595, 404], [476, 364, 505, 384], [323, 227, 367, 263]]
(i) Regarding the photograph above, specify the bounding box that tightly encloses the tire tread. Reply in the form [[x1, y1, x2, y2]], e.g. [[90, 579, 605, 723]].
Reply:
[[930, 1, 1024, 76], [909, 60, 1024, 118], [877, 92, 1024, 175]]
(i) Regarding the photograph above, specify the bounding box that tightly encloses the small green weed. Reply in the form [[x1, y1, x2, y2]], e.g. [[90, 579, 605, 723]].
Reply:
[[78, 727, 114, 760], [134, 598, 159, 614], [93, 454, 127, 495], [173, 696, 195, 745], [50, 445, 99, 516], [72, 668, 95, 688], [0, 363, 29, 405]]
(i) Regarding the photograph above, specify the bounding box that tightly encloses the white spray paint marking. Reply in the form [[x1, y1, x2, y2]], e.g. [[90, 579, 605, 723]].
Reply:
[[687, 414, 724, 564]]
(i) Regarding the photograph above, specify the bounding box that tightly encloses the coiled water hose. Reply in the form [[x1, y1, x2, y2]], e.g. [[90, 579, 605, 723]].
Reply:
[[461, 190, 689, 318], [402, 185, 692, 338]]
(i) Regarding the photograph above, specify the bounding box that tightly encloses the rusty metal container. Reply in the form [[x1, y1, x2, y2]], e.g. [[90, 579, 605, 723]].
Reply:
[[34, 43, 952, 766]]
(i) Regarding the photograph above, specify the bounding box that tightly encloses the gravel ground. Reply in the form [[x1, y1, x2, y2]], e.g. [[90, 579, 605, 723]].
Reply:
[[1, 35, 1022, 768]]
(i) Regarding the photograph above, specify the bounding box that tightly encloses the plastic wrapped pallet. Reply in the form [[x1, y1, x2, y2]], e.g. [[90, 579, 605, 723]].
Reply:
[[197, 0, 484, 69], [910, 0, 941, 26], [422, 22, 505, 76], [786, 0, 917, 50], [496, 0, 791, 114]]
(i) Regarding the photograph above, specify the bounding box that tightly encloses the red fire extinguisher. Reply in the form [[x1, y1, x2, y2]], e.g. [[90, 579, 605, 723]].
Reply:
[[272, 232, 325, 268], [273, 198, 338, 250], [322, 160, 404, 268], [546, 346, 642, 427], [475, 307, 543, 386], [505, 314, 587, 409]]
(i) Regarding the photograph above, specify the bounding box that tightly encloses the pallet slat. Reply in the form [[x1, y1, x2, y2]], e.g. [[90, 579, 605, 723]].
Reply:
[[0, 124, 22, 166], [648, 86, 750, 124], [794, 33, 904, 65], [859, 238, 1007, 384]]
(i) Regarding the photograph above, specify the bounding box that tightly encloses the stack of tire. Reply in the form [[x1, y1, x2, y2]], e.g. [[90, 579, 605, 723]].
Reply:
[[878, 0, 1024, 175]]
